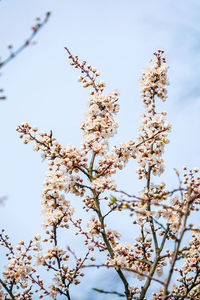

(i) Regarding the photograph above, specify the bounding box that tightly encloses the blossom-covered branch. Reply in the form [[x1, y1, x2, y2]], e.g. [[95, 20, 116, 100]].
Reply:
[[1, 48, 200, 300]]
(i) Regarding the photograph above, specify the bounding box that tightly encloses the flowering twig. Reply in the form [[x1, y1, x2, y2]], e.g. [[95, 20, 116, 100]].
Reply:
[[64, 47, 104, 93]]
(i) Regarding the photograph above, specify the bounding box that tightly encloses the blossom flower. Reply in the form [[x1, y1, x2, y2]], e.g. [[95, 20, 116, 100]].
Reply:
[[1, 49, 199, 300], [135, 50, 170, 179]]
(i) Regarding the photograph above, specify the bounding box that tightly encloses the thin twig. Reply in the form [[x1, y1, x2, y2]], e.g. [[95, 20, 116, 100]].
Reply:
[[0, 12, 51, 69], [93, 287, 125, 297]]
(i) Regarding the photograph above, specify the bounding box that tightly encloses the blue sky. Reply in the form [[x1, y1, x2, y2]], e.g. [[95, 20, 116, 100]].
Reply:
[[0, 0, 200, 298]]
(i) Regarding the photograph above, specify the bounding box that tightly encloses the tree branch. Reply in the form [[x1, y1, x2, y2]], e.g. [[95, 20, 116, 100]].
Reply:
[[0, 12, 51, 69]]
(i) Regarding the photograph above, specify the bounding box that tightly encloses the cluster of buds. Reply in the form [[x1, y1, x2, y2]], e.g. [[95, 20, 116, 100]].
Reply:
[[31, 12, 51, 33], [64, 47, 104, 93]]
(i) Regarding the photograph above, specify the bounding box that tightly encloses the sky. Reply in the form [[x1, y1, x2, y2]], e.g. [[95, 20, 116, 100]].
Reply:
[[0, 0, 200, 299]]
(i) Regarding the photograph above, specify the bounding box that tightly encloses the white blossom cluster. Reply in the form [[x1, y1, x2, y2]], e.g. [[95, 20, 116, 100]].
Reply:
[[80, 91, 119, 155], [1, 49, 200, 300], [135, 50, 171, 179]]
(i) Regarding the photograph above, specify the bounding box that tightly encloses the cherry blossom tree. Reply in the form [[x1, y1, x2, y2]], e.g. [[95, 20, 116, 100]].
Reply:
[[1, 48, 200, 300]]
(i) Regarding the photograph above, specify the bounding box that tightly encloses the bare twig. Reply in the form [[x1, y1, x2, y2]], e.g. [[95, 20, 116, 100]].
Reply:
[[93, 287, 125, 297], [82, 264, 164, 286], [0, 12, 51, 69]]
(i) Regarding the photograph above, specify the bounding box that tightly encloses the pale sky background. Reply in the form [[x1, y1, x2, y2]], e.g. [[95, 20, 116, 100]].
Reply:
[[0, 0, 200, 299]]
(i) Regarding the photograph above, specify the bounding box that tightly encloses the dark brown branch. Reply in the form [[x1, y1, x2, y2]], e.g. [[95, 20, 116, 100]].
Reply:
[[0, 278, 15, 300], [92, 190, 132, 300], [93, 287, 125, 297]]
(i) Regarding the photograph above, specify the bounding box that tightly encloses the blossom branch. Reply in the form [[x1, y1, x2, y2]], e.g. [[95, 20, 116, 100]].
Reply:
[[64, 47, 102, 93]]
